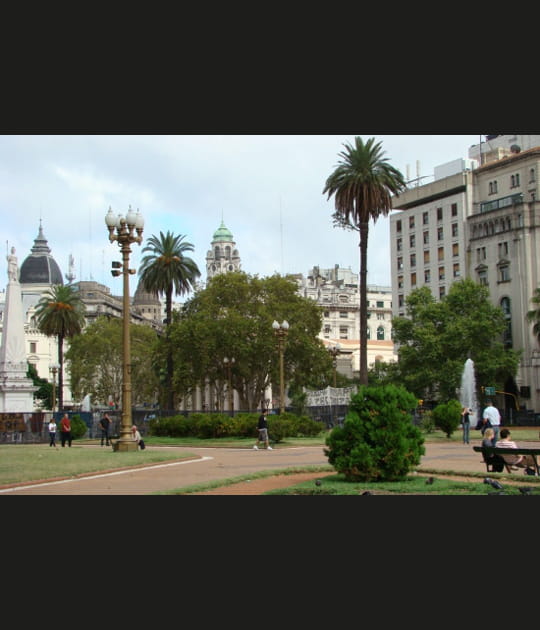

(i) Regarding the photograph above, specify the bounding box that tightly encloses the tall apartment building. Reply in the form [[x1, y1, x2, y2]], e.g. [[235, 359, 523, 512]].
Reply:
[[390, 135, 540, 415]]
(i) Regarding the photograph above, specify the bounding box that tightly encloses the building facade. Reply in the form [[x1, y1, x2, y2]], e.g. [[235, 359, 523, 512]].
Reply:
[[390, 135, 540, 414]]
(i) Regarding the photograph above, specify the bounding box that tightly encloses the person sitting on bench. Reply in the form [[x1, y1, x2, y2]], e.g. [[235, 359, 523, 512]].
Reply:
[[496, 428, 536, 474]]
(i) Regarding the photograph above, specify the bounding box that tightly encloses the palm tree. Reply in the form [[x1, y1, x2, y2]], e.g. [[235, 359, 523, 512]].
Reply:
[[138, 231, 201, 409], [526, 287, 540, 346], [35, 284, 86, 411], [323, 137, 406, 385]]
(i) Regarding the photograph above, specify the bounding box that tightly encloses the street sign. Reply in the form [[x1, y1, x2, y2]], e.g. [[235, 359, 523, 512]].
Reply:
[[484, 386, 496, 396]]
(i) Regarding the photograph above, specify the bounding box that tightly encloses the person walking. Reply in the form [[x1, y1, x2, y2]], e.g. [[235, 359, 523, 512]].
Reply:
[[253, 410, 272, 450], [482, 400, 501, 444], [99, 412, 112, 447], [48, 417, 58, 448], [60, 413, 72, 447], [461, 407, 471, 444]]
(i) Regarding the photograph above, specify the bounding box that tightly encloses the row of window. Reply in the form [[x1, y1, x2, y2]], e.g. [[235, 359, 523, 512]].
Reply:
[[487, 169, 535, 195], [397, 224, 459, 251], [398, 263, 461, 288], [323, 326, 388, 340], [397, 243, 460, 270], [476, 242, 508, 262], [395, 203, 459, 232], [323, 311, 388, 320]]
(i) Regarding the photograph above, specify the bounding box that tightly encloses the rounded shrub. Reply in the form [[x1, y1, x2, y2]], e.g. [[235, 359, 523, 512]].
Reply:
[[324, 384, 425, 482], [70, 414, 88, 440]]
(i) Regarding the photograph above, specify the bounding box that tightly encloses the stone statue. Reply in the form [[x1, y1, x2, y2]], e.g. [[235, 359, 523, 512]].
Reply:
[[7, 246, 18, 282]]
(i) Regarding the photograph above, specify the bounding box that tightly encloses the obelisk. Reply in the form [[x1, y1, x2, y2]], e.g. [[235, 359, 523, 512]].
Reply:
[[0, 247, 37, 412]]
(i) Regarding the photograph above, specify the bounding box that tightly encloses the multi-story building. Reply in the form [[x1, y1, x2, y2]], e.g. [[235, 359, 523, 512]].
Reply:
[[294, 264, 396, 378], [390, 135, 540, 415]]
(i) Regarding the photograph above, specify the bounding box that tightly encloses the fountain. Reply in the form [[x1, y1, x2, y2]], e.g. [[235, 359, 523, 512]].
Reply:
[[460, 358, 479, 427]]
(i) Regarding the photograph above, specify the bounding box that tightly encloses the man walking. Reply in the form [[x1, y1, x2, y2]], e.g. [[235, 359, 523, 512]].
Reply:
[[253, 410, 272, 450]]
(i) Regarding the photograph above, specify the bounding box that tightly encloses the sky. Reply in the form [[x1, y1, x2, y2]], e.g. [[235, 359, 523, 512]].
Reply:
[[0, 134, 483, 298]]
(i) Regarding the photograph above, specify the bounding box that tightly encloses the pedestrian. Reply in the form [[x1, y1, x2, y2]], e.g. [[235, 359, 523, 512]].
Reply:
[[131, 424, 145, 450], [496, 428, 537, 475], [99, 412, 112, 447], [482, 399, 501, 443], [461, 406, 471, 444], [253, 410, 272, 450], [48, 417, 58, 448], [60, 413, 72, 447]]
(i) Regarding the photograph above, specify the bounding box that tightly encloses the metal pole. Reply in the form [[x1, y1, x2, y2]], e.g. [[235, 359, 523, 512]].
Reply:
[[118, 241, 134, 448]]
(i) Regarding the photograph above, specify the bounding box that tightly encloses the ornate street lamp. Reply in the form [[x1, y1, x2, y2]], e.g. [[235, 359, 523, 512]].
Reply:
[[49, 362, 60, 416], [223, 356, 235, 416], [272, 320, 289, 413], [327, 343, 341, 388], [105, 205, 144, 452]]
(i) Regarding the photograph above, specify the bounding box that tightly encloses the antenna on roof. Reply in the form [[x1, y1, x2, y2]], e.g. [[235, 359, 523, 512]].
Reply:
[[280, 196, 284, 275]]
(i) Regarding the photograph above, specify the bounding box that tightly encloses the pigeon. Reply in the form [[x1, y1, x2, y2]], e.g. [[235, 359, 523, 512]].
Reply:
[[315, 479, 322, 486], [361, 491, 372, 495], [518, 486, 532, 495], [484, 477, 504, 490], [425, 476, 435, 485]]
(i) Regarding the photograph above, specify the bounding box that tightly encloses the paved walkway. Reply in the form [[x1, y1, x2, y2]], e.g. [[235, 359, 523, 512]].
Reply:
[[1, 438, 538, 495]]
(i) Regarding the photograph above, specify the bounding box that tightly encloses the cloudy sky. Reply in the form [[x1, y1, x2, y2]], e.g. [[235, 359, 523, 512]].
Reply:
[[0, 134, 482, 297]]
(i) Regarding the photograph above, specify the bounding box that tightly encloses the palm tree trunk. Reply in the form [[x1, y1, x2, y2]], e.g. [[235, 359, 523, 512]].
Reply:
[[58, 333, 64, 411], [359, 222, 369, 385], [165, 287, 174, 410]]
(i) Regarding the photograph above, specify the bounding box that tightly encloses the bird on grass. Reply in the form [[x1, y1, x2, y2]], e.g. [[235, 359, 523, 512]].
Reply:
[[484, 477, 503, 490], [518, 486, 532, 495], [315, 480, 322, 486], [425, 477, 435, 485], [361, 491, 372, 495]]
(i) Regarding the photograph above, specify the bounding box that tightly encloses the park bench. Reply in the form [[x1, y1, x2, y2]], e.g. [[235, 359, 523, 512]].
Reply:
[[473, 445, 540, 476]]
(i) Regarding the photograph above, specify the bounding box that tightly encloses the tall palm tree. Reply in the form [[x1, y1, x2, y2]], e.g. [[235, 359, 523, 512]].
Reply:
[[138, 231, 201, 409], [323, 137, 406, 385], [526, 287, 540, 346], [35, 284, 86, 411]]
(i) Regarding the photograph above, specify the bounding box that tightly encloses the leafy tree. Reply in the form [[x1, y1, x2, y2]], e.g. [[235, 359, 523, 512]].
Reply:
[[27, 363, 51, 409], [391, 279, 521, 403], [526, 287, 540, 346], [170, 272, 334, 411], [324, 384, 424, 481], [65, 316, 160, 408], [138, 231, 201, 409], [34, 284, 86, 411], [323, 137, 406, 385]]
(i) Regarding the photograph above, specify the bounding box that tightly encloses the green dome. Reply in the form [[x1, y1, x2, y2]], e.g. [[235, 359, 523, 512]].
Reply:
[[212, 221, 234, 242]]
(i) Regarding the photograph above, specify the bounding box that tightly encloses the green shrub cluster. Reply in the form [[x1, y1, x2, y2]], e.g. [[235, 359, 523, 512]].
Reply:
[[147, 412, 323, 442], [324, 384, 425, 482], [70, 414, 88, 440], [431, 399, 462, 438]]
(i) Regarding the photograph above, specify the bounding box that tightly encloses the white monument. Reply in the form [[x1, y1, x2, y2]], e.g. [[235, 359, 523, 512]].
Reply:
[[0, 247, 37, 412]]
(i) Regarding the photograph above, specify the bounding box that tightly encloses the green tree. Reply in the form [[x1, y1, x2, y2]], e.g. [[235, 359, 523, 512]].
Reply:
[[526, 287, 540, 346], [35, 284, 86, 411], [138, 231, 201, 410], [391, 279, 521, 403], [170, 272, 334, 411], [65, 316, 160, 407], [324, 384, 424, 482], [323, 137, 406, 385], [27, 363, 51, 409]]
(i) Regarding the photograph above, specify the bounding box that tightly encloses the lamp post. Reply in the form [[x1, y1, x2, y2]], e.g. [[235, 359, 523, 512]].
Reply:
[[105, 205, 144, 452], [223, 357, 235, 416], [272, 320, 289, 414], [327, 343, 341, 388], [49, 362, 60, 416]]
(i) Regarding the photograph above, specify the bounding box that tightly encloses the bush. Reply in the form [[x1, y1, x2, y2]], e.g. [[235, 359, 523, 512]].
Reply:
[[70, 414, 88, 440], [431, 400, 462, 438], [324, 384, 425, 482], [419, 410, 436, 433]]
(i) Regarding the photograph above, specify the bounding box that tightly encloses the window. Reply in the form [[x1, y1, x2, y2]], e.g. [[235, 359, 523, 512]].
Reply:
[[377, 313, 385, 320], [477, 247, 486, 262], [488, 181, 498, 194], [423, 211, 429, 225], [437, 227, 444, 241], [410, 253, 416, 267], [530, 168, 536, 183], [396, 237, 402, 251], [437, 207, 443, 221], [500, 297, 512, 347], [424, 269, 431, 283], [498, 241, 508, 257], [478, 269, 488, 286], [452, 243, 459, 257], [452, 223, 458, 237], [411, 272, 417, 286], [339, 326, 348, 339], [510, 173, 520, 188], [396, 219, 402, 233], [438, 247, 444, 261], [499, 264, 510, 283], [398, 294, 404, 308], [453, 263, 460, 278], [423, 231, 429, 245], [377, 326, 385, 340], [339, 311, 348, 318], [376, 301, 384, 308], [439, 286, 446, 299], [30, 342, 37, 353], [424, 250, 430, 264], [409, 234, 416, 248], [397, 257, 403, 270], [451, 203, 458, 217], [409, 216, 415, 229], [438, 266, 445, 281], [398, 276, 404, 289]]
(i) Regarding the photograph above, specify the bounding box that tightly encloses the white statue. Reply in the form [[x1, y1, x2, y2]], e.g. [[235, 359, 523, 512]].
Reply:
[[7, 246, 18, 282]]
